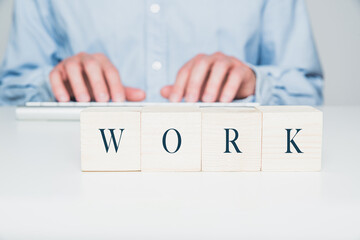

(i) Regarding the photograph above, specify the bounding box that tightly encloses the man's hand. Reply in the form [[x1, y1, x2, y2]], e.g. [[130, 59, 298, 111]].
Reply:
[[161, 52, 256, 102], [50, 52, 146, 102]]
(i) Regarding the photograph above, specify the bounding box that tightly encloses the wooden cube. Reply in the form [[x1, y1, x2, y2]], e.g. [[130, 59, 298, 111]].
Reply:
[[201, 107, 262, 171], [256, 106, 323, 171], [141, 106, 201, 171], [81, 107, 141, 171]]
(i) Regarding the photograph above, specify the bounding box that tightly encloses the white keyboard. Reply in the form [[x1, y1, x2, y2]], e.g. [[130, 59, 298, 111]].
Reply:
[[16, 101, 259, 121]]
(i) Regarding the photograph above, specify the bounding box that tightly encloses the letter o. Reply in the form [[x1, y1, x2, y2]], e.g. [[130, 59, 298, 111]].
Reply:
[[162, 128, 182, 154]]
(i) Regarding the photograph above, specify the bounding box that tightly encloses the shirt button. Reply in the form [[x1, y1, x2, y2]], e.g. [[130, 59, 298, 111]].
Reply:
[[152, 61, 162, 71], [150, 4, 160, 14]]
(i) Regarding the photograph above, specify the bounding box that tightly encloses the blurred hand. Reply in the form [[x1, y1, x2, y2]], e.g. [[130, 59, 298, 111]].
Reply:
[[49, 52, 145, 102], [161, 52, 256, 102]]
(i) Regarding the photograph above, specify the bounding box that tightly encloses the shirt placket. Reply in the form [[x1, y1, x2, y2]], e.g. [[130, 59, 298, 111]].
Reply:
[[146, 0, 167, 102]]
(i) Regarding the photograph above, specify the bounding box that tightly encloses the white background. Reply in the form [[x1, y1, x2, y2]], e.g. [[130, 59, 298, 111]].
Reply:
[[0, 0, 359, 105], [1, 105, 360, 239]]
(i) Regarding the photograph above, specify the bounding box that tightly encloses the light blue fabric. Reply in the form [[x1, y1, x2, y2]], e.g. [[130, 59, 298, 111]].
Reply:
[[0, 0, 323, 105]]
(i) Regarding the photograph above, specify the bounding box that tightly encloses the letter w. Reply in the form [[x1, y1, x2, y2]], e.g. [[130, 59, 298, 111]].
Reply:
[[99, 129, 125, 153]]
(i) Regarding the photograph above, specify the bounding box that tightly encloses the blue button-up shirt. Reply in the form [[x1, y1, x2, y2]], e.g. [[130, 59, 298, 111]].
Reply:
[[0, 0, 323, 105]]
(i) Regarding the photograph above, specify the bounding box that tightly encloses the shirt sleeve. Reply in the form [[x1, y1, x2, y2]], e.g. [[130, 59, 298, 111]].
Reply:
[[0, 0, 57, 106], [252, 0, 323, 105]]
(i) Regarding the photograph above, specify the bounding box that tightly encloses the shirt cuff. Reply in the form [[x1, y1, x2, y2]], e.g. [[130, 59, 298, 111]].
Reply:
[[245, 63, 273, 105]]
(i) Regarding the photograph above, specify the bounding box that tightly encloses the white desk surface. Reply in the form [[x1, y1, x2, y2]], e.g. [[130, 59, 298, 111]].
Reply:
[[0, 106, 359, 239]]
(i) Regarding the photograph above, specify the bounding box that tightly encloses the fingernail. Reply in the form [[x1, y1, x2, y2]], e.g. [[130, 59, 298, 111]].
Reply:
[[58, 95, 68, 102], [114, 94, 125, 102], [169, 94, 179, 102], [186, 94, 197, 102], [202, 94, 214, 102], [134, 90, 145, 99], [220, 95, 232, 103], [78, 94, 90, 102], [98, 93, 109, 102]]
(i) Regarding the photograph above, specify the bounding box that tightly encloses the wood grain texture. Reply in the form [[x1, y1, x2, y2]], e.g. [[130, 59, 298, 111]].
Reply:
[[201, 107, 261, 171], [256, 106, 323, 171], [141, 106, 201, 171], [81, 107, 141, 171]]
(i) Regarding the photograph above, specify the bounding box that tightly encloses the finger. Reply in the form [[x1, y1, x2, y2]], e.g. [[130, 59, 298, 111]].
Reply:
[[160, 85, 172, 99], [125, 87, 146, 102], [185, 53, 219, 102], [64, 57, 90, 102], [219, 66, 245, 102], [49, 66, 70, 102], [95, 53, 125, 102], [169, 58, 197, 102], [56, 63, 75, 100], [201, 57, 232, 102], [81, 55, 109, 102], [236, 67, 256, 99]]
